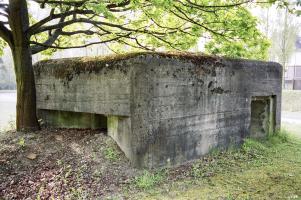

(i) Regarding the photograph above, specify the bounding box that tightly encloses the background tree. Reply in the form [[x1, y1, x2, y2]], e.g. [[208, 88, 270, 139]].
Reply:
[[0, 0, 276, 131], [257, 3, 300, 87], [270, 8, 299, 78]]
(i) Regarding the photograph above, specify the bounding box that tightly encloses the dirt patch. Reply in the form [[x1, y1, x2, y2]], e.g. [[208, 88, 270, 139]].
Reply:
[[0, 128, 199, 199], [0, 129, 138, 199]]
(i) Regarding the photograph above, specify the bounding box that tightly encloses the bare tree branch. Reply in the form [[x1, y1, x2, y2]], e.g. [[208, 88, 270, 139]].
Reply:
[[184, 0, 252, 9], [29, 0, 89, 7], [30, 33, 131, 53], [0, 22, 13, 46], [171, 6, 232, 40], [30, 0, 131, 9], [28, 9, 94, 35]]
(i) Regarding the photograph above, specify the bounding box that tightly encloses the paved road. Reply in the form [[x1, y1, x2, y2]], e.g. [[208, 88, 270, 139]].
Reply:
[[0, 90, 16, 128], [281, 112, 301, 137], [282, 111, 301, 124]]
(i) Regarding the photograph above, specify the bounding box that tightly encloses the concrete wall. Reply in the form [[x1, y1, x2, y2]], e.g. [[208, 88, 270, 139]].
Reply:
[[34, 57, 131, 116], [34, 52, 282, 168]]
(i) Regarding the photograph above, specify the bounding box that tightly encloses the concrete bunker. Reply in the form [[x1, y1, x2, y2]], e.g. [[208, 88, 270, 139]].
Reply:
[[33, 52, 282, 168]]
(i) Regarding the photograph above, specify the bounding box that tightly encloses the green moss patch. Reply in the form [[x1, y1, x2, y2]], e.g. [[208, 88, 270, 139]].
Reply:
[[33, 51, 225, 80]]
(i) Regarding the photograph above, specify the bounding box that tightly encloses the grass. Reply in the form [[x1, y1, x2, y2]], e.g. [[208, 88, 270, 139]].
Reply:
[[134, 170, 166, 190], [134, 130, 301, 199], [104, 146, 119, 161]]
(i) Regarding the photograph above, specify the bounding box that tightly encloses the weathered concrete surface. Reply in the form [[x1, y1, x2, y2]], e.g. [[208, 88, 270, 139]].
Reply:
[[34, 52, 282, 168], [38, 110, 107, 129]]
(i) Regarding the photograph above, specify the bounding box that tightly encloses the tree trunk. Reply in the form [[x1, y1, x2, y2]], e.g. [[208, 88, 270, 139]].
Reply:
[[9, 0, 39, 131], [12, 47, 39, 131]]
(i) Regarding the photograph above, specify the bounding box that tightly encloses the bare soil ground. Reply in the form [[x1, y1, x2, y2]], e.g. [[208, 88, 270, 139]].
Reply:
[[0, 129, 139, 199]]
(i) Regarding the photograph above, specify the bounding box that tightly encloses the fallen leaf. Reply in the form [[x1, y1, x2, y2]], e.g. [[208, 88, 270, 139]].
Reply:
[[26, 153, 37, 160], [55, 135, 63, 141]]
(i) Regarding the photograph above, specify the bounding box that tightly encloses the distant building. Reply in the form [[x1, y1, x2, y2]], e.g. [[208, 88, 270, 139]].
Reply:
[[284, 66, 301, 90], [284, 36, 301, 90]]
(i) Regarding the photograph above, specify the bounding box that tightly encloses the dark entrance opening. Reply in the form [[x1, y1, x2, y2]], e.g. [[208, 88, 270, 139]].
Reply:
[[250, 96, 276, 138], [38, 109, 107, 130]]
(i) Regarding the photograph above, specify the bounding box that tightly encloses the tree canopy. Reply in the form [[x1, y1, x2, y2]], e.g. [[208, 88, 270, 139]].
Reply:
[[0, 0, 281, 60], [0, 0, 298, 130]]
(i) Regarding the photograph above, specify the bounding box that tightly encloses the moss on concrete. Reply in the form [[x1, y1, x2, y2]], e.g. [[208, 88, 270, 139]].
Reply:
[[108, 116, 118, 137], [33, 52, 225, 80], [38, 110, 107, 129], [33, 51, 277, 84]]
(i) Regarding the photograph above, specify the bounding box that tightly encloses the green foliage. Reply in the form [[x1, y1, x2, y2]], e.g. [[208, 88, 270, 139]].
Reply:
[[191, 163, 203, 178], [268, 129, 289, 144], [134, 170, 165, 190], [242, 138, 268, 157], [204, 9, 270, 60], [26, 0, 273, 59], [17, 137, 26, 147], [0, 38, 7, 56], [242, 130, 290, 155], [191, 130, 292, 179], [104, 146, 119, 161]]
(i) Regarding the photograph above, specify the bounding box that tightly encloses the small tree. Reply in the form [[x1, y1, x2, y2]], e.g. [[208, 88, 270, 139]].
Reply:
[[0, 0, 272, 131]]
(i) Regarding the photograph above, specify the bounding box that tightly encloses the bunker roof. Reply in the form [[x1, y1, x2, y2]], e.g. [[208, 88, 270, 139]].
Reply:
[[34, 51, 281, 79]]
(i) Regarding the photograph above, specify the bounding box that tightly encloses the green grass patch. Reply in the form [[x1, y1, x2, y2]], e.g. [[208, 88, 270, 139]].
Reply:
[[134, 130, 301, 199], [134, 170, 165, 190], [104, 146, 119, 161]]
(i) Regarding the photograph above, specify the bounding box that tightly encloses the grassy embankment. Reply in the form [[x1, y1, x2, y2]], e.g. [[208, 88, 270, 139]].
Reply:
[[131, 130, 301, 200]]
